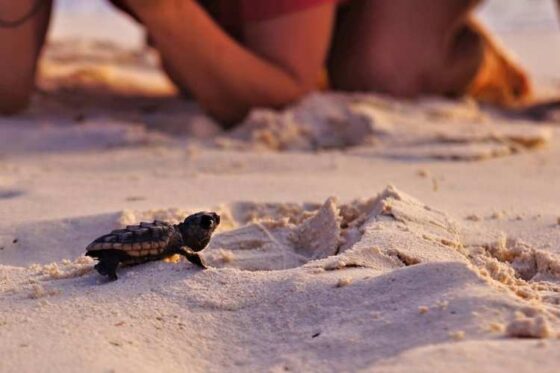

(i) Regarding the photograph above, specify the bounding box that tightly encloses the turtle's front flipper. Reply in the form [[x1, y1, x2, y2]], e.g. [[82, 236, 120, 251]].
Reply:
[[94, 254, 120, 281], [175, 247, 207, 269]]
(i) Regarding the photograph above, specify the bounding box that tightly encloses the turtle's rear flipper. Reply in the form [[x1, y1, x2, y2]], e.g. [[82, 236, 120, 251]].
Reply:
[[94, 255, 120, 281], [176, 247, 207, 269]]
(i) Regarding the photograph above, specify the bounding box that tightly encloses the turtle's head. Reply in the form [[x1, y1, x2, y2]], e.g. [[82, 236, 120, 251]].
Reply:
[[178, 212, 220, 252]]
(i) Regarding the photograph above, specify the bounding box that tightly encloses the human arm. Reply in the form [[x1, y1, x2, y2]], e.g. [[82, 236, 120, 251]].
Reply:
[[122, 0, 335, 125]]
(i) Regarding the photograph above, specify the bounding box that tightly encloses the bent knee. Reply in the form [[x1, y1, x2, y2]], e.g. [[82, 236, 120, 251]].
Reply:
[[329, 25, 485, 98]]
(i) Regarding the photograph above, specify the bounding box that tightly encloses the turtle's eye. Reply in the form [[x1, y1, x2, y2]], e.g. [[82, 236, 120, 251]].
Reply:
[[200, 215, 214, 230]]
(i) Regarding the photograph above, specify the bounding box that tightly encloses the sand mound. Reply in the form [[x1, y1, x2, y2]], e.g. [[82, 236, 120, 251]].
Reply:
[[2, 187, 559, 371], [218, 94, 553, 161], [26, 40, 554, 161], [5, 187, 560, 306]]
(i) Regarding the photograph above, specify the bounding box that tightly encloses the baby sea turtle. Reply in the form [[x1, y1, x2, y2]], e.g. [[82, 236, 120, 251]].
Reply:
[[86, 212, 220, 281]]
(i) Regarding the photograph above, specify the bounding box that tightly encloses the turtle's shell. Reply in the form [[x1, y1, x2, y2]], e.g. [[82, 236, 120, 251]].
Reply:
[[86, 220, 175, 257]]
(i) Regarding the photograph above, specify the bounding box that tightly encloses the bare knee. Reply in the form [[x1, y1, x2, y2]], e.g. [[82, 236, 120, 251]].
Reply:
[[328, 0, 485, 97], [328, 39, 432, 97], [333, 24, 483, 97], [0, 1, 52, 115]]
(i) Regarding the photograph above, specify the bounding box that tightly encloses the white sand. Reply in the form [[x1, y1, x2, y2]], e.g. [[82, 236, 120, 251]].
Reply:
[[2, 7, 560, 371]]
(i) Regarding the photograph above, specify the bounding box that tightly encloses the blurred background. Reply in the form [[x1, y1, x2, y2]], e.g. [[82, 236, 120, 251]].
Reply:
[[49, 0, 560, 97]]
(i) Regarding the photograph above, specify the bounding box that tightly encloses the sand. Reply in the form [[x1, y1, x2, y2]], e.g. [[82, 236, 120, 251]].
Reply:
[[2, 4, 560, 372], [2, 187, 560, 371]]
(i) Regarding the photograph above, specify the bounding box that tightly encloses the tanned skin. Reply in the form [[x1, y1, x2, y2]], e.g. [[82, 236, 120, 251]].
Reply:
[[0, 0, 52, 114], [0, 0, 533, 124], [121, 0, 335, 125]]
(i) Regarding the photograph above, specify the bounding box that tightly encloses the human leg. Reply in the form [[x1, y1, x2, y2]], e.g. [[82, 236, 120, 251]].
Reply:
[[0, 0, 52, 114], [328, 0, 530, 105]]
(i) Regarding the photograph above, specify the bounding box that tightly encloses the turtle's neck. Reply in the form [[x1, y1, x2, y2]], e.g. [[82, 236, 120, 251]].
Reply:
[[171, 223, 186, 246]]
